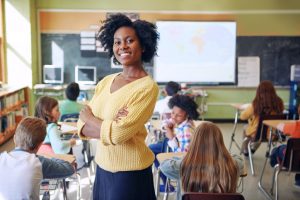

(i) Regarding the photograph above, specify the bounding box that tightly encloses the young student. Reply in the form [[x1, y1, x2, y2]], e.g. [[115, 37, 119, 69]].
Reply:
[[0, 117, 75, 200], [149, 94, 199, 192], [153, 81, 181, 119], [270, 105, 300, 187], [35, 96, 76, 154], [240, 80, 284, 156], [160, 121, 244, 200], [59, 82, 83, 120]]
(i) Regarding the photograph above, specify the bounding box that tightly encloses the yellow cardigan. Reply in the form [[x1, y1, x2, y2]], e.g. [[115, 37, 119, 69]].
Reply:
[[240, 104, 258, 137], [77, 73, 158, 172]]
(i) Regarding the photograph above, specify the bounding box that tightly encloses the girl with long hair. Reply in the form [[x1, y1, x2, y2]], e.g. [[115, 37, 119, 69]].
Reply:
[[240, 80, 284, 155], [160, 121, 244, 200]]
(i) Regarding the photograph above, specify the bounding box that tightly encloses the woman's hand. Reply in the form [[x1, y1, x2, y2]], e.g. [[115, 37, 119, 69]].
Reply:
[[79, 105, 94, 122], [114, 106, 128, 122], [164, 121, 175, 139]]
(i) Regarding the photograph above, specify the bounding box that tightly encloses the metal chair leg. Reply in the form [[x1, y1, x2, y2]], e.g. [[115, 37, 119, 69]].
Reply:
[[270, 164, 279, 195], [248, 142, 255, 175], [155, 167, 160, 198], [163, 178, 170, 200]]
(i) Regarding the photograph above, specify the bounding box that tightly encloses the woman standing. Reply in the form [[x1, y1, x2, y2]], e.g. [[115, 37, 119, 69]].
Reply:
[[77, 14, 159, 200]]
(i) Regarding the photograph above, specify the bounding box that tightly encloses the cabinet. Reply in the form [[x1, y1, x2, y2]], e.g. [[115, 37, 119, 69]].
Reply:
[[0, 87, 29, 146]]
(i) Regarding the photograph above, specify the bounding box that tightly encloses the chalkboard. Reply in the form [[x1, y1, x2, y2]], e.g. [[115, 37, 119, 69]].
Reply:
[[41, 34, 300, 86], [237, 36, 300, 86]]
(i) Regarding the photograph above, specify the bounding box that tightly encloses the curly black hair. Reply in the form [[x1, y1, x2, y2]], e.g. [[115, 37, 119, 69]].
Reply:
[[97, 13, 159, 64], [168, 95, 200, 120]]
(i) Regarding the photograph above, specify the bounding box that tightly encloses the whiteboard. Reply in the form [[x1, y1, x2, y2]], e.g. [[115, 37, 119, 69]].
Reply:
[[154, 21, 236, 84]]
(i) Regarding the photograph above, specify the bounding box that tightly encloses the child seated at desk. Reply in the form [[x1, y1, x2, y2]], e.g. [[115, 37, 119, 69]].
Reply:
[[240, 80, 284, 156], [0, 117, 75, 200], [149, 94, 199, 192], [35, 96, 76, 154], [160, 121, 244, 200], [59, 82, 83, 121], [270, 105, 300, 188], [153, 81, 181, 119]]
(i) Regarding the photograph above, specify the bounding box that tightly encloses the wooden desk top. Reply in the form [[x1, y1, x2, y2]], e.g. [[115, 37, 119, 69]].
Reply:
[[157, 152, 186, 164], [59, 122, 77, 134], [37, 153, 76, 164], [263, 120, 296, 130], [231, 103, 250, 110]]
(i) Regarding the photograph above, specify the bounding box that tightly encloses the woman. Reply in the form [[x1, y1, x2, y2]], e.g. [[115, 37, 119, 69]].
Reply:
[[240, 80, 284, 156], [77, 13, 159, 200], [160, 121, 244, 200]]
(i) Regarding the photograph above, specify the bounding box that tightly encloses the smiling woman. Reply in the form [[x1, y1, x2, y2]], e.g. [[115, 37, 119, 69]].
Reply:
[[77, 13, 159, 200]]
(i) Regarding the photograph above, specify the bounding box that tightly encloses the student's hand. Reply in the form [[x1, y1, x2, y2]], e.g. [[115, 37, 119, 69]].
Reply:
[[69, 138, 76, 147], [277, 123, 285, 132], [79, 105, 94, 122], [114, 106, 128, 122]]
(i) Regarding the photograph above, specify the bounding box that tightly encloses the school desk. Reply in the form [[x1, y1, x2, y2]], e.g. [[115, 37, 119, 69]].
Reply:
[[258, 119, 296, 200]]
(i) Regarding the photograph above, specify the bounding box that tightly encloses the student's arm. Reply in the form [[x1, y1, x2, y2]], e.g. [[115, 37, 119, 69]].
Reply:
[[48, 124, 71, 154], [282, 121, 300, 136], [37, 156, 75, 179], [160, 157, 182, 180], [231, 154, 245, 177], [240, 104, 254, 120]]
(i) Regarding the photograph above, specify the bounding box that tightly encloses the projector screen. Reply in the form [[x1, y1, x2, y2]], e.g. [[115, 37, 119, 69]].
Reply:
[[154, 21, 236, 84]]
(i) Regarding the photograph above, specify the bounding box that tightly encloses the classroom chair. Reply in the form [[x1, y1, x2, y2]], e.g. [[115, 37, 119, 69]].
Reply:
[[259, 138, 300, 200], [182, 192, 245, 200], [60, 113, 80, 122], [61, 113, 95, 187], [247, 114, 286, 176]]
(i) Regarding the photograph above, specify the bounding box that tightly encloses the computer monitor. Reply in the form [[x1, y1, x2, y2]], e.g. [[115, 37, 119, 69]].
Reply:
[[75, 66, 97, 85], [43, 65, 64, 84]]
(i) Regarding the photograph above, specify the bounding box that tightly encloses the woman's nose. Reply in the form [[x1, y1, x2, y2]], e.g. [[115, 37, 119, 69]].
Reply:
[[120, 42, 128, 50]]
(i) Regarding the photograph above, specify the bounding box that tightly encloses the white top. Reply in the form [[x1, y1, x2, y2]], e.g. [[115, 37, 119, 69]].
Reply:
[[0, 150, 43, 200], [153, 96, 172, 117]]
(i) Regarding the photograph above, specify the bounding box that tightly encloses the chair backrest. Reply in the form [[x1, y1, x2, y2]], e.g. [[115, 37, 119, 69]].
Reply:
[[282, 138, 300, 172], [60, 113, 79, 122], [254, 114, 287, 142], [182, 192, 245, 200]]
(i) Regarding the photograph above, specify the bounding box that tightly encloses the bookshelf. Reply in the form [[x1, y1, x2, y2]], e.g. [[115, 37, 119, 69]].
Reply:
[[0, 86, 29, 146]]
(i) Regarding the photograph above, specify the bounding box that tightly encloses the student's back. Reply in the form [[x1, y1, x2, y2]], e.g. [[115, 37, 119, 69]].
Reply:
[[0, 151, 42, 199], [59, 82, 83, 120]]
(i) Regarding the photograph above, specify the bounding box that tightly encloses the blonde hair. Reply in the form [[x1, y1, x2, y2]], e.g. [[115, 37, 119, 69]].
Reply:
[[14, 117, 47, 151], [180, 121, 238, 193]]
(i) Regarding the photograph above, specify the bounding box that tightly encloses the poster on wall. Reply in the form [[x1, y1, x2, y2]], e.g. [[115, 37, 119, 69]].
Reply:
[[238, 56, 260, 87]]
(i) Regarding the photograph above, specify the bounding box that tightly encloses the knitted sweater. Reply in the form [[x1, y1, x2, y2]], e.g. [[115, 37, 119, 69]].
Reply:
[[77, 73, 159, 172]]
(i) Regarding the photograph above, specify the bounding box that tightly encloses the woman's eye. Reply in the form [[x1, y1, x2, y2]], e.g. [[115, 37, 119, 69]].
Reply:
[[114, 41, 120, 45], [127, 39, 133, 44]]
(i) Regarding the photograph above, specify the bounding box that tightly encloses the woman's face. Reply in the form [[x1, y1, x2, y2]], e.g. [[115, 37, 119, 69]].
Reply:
[[51, 105, 60, 122], [113, 26, 143, 67], [171, 106, 187, 125]]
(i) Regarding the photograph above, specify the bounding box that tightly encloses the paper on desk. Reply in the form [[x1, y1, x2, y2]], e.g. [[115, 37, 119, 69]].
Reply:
[[61, 124, 78, 133]]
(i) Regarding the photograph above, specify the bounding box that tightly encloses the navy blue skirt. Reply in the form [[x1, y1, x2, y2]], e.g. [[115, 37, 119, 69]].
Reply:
[[93, 165, 156, 200]]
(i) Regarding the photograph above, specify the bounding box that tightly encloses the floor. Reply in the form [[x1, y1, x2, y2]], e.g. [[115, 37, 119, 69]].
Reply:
[[1, 123, 299, 200]]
